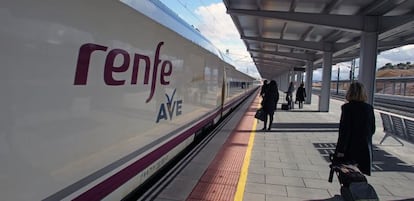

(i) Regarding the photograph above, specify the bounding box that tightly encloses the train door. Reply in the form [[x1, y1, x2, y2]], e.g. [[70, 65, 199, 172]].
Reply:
[[220, 69, 227, 118]]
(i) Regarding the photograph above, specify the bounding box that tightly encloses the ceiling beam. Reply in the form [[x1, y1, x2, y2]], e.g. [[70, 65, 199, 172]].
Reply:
[[228, 8, 410, 33], [358, 0, 407, 15], [313, 17, 414, 66], [254, 61, 293, 68], [380, 15, 414, 34], [228, 8, 364, 32], [379, 39, 414, 49], [256, 0, 262, 9], [300, 26, 314, 41], [243, 36, 356, 52], [322, 0, 344, 14], [256, 0, 263, 50], [334, 53, 359, 60], [322, 30, 345, 42], [249, 48, 316, 61], [252, 56, 306, 66], [289, 0, 298, 12], [297, 0, 341, 48], [255, 63, 292, 74], [253, 58, 296, 67]]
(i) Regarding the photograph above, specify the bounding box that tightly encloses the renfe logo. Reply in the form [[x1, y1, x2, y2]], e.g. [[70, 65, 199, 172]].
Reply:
[[74, 42, 172, 103]]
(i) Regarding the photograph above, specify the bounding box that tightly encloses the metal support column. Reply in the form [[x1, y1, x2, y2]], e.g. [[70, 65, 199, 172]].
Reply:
[[280, 71, 289, 92], [319, 52, 332, 112], [305, 61, 313, 104], [296, 72, 303, 84], [289, 70, 295, 83], [358, 31, 378, 105]]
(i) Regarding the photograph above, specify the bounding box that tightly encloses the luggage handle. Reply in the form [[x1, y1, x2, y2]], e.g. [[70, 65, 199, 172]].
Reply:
[[328, 166, 334, 183], [328, 153, 338, 183]]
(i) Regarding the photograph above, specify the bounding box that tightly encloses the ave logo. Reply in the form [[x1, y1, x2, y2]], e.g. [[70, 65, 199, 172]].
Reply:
[[156, 89, 183, 123]]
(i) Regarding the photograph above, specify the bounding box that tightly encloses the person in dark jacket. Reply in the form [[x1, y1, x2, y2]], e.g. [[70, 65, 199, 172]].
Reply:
[[261, 80, 279, 130], [335, 82, 375, 175], [295, 82, 306, 109], [286, 81, 295, 109], [260, 80, 268, 97]]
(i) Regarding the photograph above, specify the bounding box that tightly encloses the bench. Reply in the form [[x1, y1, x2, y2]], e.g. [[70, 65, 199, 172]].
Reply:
[[403, 118, 414, 143], [379, 113, 405, 146]]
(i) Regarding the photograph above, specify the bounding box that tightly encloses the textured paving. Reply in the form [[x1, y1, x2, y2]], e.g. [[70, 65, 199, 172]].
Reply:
[[186, 93, 258, 201], [155, 92, 414, 201]]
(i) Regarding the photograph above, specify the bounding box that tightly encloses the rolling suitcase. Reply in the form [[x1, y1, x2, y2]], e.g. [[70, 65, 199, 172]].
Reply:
[[328, 154, 379, 201], [281, 103, 289, 110]]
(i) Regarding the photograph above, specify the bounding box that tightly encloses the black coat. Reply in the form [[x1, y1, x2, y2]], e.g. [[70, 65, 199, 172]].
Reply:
[[335, 101, 375, 175], [262, 88, 279, 114], [260, 84, 268, 97], [295, 86, 306, 101]]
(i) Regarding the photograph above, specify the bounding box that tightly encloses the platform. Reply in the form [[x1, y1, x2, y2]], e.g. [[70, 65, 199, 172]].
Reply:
[[152, 91, 414, 201]]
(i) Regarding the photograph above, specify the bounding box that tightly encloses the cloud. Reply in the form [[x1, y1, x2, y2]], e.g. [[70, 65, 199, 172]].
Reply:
[[194, 3, 240, 43], [377, 45, 414, 67], [313, 62, 359, 81], [193, 3, 260, 78]]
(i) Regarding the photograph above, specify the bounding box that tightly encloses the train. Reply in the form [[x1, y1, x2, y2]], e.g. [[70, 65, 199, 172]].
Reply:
[[1, 0, 257, 200]]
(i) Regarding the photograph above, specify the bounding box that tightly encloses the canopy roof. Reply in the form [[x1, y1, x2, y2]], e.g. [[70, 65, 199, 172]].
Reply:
[[223, 0, 414, 80]]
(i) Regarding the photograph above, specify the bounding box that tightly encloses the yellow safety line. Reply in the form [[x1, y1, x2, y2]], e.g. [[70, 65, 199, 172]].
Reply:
[[234, 118, 257, 201]]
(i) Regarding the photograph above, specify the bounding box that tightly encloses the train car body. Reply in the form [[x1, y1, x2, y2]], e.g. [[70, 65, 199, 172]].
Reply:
[[1, 0, 256, 200]]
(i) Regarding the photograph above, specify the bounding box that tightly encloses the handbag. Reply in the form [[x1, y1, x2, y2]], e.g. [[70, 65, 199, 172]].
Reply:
[[254, 108, 266, 121], [337, 165, 367, 187]]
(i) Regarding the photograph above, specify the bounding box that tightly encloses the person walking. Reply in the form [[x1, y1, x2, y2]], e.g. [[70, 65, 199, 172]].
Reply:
[[261, 80, 279, 131], [295, 82, 306, 109], [286, 81, 295, 109], [334, 82, 375, 175]]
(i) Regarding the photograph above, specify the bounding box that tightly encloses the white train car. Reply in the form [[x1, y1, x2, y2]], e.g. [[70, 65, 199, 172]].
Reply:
[[1, 0, 256, 200]]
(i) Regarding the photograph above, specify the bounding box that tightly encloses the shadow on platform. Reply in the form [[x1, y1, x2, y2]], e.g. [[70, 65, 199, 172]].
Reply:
[[283, 110, 321, 112], [313, 143, 414, 173], [308, 195, 414, 201], [306, 195, 343, 201], [234, 122, 338, 133], [263, 122, 339, 132]]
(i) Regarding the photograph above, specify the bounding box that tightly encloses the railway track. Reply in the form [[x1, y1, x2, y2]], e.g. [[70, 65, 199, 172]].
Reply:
[[315, 89, 414, 118]]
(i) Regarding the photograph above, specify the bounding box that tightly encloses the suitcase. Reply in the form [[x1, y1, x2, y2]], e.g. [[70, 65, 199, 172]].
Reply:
[[281, 103, 289, 110], [328, 154, 379, 201], [341, 182, 378, 201]]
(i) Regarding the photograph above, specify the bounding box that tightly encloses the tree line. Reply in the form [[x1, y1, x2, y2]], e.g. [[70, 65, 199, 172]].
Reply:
[[378, 62, 414, 71]]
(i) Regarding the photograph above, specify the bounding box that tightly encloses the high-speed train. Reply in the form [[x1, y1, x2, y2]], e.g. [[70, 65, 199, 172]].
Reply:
[[1, 0, 257, 200]]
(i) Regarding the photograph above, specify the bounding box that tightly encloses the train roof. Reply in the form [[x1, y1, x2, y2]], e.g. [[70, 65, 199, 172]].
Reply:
[[121, 0, 225, 61], [121, 0, 256, 80]]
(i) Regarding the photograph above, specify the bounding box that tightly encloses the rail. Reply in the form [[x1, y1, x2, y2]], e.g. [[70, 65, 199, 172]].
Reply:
[[312, 88, 414, 118], [323, 76, 414, 97]]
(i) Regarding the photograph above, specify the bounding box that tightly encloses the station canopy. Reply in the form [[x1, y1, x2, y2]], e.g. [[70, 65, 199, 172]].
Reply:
[[223, 0, 414, 80]]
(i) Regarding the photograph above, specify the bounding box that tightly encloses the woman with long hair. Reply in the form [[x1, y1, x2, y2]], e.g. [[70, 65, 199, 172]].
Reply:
[[335, 82, 376, 175]]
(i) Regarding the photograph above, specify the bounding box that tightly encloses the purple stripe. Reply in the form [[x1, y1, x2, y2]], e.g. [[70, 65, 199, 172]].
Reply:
[[72, 109, 220, 201]]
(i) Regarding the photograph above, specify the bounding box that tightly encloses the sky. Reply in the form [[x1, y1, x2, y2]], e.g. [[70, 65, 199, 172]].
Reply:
[[159, 0, 260, 78], [158, 0, 414, 81]]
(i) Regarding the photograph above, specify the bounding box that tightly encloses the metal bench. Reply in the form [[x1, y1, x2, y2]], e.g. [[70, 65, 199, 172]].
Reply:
[[403, 118, 414, 143], [390, 115, 407, 140], [379, 112, 405, 146]]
